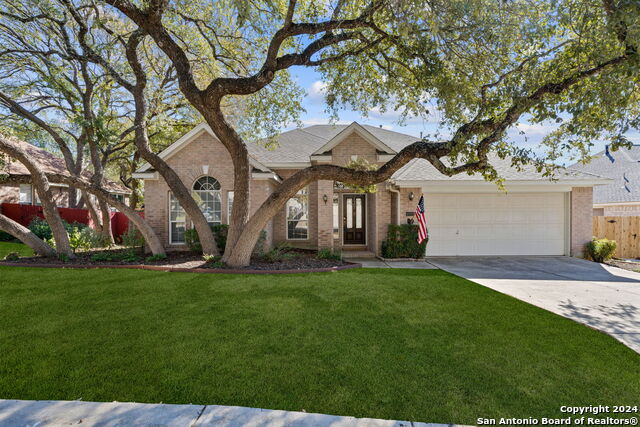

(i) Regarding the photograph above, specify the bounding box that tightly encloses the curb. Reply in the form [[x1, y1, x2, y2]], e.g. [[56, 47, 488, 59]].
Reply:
[[0, 261, 362, 275]]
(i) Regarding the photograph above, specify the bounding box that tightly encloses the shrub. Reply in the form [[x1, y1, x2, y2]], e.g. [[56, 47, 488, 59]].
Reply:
[[90, 249, 140, 263], [262, 243, 296, 263], [4, 252, 20, 261], [184, 224, 231, 253], [184, 228, 201, 252], [28, 217, 53, 240], [381, 224, 427, 259], [253, 230, 268, 256], [202, 254, 221, 263], [584, 238, 617, 263], [0, 231, 15, 242], [145, 253, 168, 262], [121, 226, 145, 250], [90, 252, 117, 262], [317, 248, 342, 261]]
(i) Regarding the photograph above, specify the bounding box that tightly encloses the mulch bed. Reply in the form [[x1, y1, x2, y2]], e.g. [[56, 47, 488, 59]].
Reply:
[[1, 248, 358, 274], [605, 258, 640, 272]]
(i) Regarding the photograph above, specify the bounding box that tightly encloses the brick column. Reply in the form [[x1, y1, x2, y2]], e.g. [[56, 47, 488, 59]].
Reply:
[[316, 180, 334, 249], [571, 187, 593, 257]]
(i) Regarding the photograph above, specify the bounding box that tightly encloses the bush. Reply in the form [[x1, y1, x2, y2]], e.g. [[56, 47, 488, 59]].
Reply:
[[0, 231, 15, 242], [253, 230, 268, 256], [28, 218, 99, 251], [184, 224, 232, 253], [584, 238, 617, 262], [317, 248, 342, 261], [203, 254, 221, 263], [28, 217, 53, 240], [90, 249, 140, 263], [262, 243, 296, 263], [145, 253, 168, 262], [381, 224, 427, 259], [121, 226, 145, 250], [4, 252, 20, 261]]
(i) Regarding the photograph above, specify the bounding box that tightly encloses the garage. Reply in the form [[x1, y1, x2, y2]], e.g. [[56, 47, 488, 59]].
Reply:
[[423, 192, 567, 256]]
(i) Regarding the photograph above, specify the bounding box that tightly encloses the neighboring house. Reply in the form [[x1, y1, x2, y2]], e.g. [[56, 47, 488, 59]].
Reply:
[[133, 122, 610, 257], [570, 145, 640, 216], [0, 139, 131, 207]]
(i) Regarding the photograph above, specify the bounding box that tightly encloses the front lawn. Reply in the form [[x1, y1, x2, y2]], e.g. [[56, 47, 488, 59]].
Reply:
[[0, 267, 637, 425], [0, 241, 34, 258]]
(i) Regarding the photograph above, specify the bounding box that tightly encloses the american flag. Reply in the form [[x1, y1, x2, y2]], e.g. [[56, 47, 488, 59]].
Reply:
[[415, 195, 428, 244]]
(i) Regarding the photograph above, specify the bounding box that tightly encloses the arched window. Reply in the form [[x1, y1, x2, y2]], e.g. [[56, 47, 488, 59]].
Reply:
[[192, 176, 222, 226]]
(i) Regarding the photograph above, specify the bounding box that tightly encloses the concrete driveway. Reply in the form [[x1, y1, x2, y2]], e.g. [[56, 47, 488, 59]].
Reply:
[[427, 256, 640, 353]]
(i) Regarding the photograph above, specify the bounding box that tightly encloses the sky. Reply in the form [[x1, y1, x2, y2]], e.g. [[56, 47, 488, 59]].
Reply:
[[290, 67, 639, 166]]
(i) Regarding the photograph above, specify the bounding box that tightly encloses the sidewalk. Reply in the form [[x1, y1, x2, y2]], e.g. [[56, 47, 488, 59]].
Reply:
[[0, 399, 466, 426]]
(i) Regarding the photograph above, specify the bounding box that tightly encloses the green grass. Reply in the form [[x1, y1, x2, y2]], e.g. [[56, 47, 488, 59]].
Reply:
[[0, 241, 34, 259], [0, 267, 638, 424]]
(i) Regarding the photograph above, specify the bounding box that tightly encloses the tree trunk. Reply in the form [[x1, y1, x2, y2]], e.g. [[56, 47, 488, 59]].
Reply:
[[0, 135, 74, 258], [0, 213, 56, 257], [98, 198, 115, 244], [83, 191, 104, 233], [124, 35, 219, 256]]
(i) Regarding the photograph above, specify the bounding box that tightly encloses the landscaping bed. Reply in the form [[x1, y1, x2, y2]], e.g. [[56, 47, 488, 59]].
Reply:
[[0, 244, 350, 271], [605, 258, 640, 272]]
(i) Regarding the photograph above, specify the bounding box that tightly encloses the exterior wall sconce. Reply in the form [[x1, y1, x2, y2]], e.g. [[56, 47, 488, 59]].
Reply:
[[408, 191, 415, 201], [323, 194, 328, 204]]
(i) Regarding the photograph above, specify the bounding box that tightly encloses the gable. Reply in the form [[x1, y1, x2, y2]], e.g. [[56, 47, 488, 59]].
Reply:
[[310, 122, 396, 157], [135, 123, 271, 174]]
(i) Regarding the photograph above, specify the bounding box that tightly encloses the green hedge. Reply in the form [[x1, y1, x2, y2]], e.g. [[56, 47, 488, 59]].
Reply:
[[381, 224, 427, 258]]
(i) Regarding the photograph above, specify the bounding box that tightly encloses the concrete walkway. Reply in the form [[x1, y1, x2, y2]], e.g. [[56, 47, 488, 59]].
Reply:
[[0, 399, 464, 426], [428, 256, 640, 353]]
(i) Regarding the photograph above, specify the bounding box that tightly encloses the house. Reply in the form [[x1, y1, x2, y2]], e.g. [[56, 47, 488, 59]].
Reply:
[[0, 139, 131, 207], [569, 145, 640, 216], [133, 122, 610, 257]]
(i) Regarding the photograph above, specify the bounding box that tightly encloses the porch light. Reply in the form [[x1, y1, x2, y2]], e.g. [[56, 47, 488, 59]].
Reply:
[[323, 194, 328, 204], [408, 191, 415, 201]]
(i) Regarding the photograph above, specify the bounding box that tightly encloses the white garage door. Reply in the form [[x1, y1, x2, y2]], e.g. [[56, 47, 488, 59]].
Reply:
[[424, 192, 567, 256]]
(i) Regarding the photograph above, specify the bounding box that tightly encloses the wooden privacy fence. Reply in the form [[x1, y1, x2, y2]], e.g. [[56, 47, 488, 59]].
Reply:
[[592, 216, 640, 259], [0, 202, 141, 241]]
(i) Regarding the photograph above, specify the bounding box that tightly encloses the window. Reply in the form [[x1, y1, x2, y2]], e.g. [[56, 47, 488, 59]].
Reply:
[[227, 191, 234, 223], [192, 176, 222, 226], [286, 187, 308, 240], [333, 194, 339, 239], [169, 193, 186, 244], [19, 184, 32, 204]]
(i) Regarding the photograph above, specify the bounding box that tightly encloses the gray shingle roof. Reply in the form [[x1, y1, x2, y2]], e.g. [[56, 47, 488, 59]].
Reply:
[[247, 123, 601, 182], [569, 146, 640, 203], [391, 155, 602, 182], [246, 124, 420, 164]]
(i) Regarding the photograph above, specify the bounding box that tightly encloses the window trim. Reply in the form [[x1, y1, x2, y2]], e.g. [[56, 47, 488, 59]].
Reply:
[[168, 192, 187, 245], [286, 187, 309, 240], [227, 191, 234, 225], [192, 175, 222, 227]]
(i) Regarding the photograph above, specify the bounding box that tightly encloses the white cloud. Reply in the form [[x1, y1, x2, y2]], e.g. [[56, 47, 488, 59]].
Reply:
[[511, 122, 558, 136], [307, 81, 327, 103]]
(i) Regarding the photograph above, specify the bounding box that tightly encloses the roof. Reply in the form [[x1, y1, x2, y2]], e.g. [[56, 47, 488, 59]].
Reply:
[[1, 139, 131, 194], [569, 145, 640, 204], [135, 121, 609, 184], [392, 155, 604, 183]]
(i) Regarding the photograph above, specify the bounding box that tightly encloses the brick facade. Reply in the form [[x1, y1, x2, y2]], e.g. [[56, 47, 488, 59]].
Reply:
[[140, 127, 595, 258], [571, 187, 593, 257]]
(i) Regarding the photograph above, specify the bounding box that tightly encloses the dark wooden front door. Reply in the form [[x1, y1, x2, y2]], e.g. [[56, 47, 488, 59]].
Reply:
[[343, 194, 366, 245]]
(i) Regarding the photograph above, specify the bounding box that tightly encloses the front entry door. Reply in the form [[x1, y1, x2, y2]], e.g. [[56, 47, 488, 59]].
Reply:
[[343, 194, 366, 245]]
